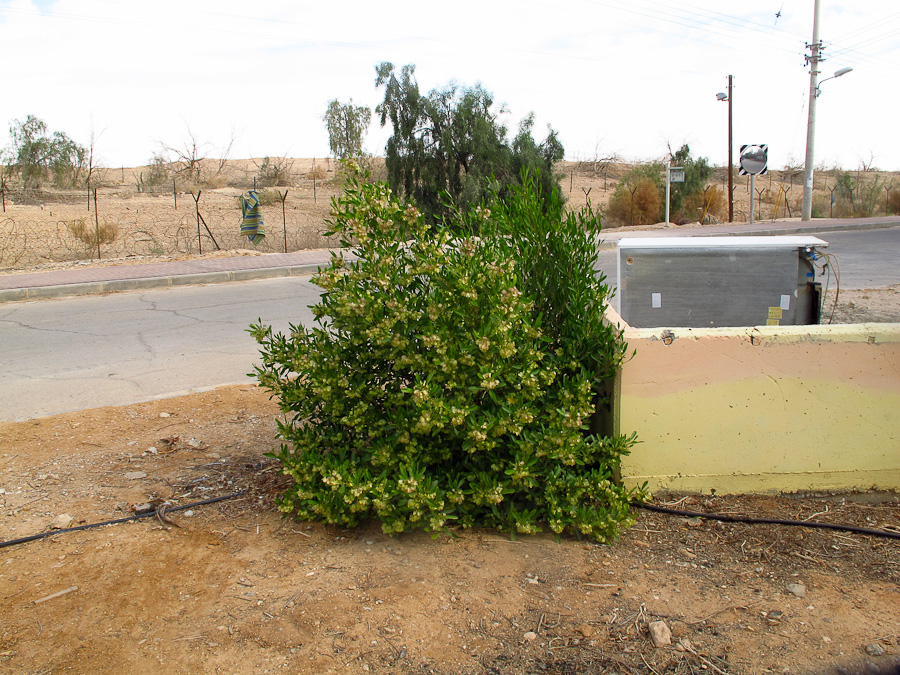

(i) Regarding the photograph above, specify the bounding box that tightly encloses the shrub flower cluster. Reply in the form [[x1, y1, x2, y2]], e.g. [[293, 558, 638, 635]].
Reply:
[[251, 169, 643, 542]]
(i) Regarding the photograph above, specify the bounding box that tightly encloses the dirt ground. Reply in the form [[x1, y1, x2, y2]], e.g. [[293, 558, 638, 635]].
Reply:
[[1, 385, 898, 675]]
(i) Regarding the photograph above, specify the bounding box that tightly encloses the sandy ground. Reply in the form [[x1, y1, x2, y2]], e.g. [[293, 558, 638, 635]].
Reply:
[[1, 385, 898, 675]]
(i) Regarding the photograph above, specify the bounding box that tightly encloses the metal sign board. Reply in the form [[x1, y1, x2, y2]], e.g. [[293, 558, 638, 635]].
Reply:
[[669, 168, 685, 183], [739, 144, 768, 175]]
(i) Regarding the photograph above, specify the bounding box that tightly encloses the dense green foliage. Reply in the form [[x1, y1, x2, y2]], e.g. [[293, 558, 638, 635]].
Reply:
[[323, 99, 372, 160], [604, 145, 714, 226], [374, 62, 564, 223], [251, 167, 642, 541], [3, 115, 87, 188]]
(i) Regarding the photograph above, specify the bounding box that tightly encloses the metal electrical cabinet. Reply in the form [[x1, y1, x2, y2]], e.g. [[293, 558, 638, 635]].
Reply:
[[617, 236, 828, 328]]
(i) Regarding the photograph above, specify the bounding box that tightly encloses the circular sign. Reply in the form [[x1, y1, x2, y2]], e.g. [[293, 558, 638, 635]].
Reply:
[[740, 145, 767, 175]]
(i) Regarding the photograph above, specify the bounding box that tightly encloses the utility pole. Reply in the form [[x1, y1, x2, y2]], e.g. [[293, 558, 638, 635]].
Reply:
[[727, 74, 734, 223], [801, 0, 822, 221]]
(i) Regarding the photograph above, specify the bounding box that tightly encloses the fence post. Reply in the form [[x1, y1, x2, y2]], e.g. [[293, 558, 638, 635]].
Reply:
[[93, 188, 101, 261], [192, 190, 202, 255], [280, 190, 289, 253], [1, 181, 5, 213], [173, 179, 177, 210]]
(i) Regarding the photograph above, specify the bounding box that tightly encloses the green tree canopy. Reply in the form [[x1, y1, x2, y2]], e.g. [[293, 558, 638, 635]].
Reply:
[[3, 115, 87, 188], [323, 99, 372, 159], [375, 62, 564, 224]]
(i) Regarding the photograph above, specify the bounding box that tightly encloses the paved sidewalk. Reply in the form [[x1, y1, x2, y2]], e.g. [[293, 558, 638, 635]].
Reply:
[[1, 216, 898, 303]]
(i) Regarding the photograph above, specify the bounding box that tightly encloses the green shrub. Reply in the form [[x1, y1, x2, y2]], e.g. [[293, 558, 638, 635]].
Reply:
[[251, 166, 642, 541]]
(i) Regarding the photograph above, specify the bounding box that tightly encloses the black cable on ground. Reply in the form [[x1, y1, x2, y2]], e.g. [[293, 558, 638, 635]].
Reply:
[[0, 491, 248, 550], [632, 501, 900, 540]]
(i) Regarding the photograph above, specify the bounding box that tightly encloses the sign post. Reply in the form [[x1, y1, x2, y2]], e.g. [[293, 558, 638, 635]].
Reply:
[[739, 145, 768, 224], [665, 166, 685, 225]]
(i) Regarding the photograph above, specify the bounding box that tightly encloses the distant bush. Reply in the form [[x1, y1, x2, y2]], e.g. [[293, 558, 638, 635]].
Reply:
[[257, 187, 285, 206], [307, 164, 328, 180], [256, 156, 293, 187], [887, 185, 900, 214], [144, 153, 170, 187], [603, 147, 714, 226], [832, 171, 891, 218], [605, 174, 662, 227], [67, 218, 119, 249], [683, 184, 727, 223]]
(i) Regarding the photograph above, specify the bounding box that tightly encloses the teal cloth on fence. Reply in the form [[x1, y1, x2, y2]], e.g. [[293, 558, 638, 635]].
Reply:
[[240, 191, 265, 246]]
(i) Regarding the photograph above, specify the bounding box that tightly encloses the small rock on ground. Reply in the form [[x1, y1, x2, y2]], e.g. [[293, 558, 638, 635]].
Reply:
[[865, 642, 886, 656], [50, 514, 73, 529], [786, 582, 807, 598], [648, 620, 672, 648]]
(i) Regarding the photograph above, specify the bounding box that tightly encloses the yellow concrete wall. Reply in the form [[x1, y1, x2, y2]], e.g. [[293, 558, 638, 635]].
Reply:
[[605, 307, 900, 493]]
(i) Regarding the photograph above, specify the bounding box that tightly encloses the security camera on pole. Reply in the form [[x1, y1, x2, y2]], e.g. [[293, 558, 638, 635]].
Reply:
[[739, 145, 767, 224]]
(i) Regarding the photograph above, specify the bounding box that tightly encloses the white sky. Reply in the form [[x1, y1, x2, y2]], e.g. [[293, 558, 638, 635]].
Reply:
[[1, 0, 897, 172]]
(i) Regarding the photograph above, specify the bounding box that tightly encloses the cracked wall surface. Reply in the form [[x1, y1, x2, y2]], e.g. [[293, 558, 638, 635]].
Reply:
[[605, 306, 900, 493]]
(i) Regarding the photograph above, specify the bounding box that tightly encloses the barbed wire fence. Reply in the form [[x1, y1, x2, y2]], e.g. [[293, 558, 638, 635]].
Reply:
[[0, 161, 343, 268], [1, 159, 896, 268]]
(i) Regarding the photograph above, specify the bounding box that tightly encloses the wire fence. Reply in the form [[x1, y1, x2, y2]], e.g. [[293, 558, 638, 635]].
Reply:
[[1, 161, 896, 268], [0, 180, 342, 268]]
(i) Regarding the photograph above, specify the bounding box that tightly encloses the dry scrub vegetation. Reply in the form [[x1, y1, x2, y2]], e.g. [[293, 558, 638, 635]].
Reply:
[[2, 158, 898, 270]]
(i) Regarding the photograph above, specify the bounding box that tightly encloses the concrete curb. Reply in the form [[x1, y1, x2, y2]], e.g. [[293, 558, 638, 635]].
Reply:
[[0, 263, 323, 303]]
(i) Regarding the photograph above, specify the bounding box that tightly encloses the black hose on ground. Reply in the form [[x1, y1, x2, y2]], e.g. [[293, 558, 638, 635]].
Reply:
[[3, 492, 896, 549], [0, 491, 249, 550], [632, 501, 900, 540]]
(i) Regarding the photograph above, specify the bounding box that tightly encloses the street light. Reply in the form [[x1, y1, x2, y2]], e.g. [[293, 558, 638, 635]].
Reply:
[[801, 0, 854, 221], [817, 67, 853, 96], [801, 65, 853, 221], [716, 75, 734, 222]]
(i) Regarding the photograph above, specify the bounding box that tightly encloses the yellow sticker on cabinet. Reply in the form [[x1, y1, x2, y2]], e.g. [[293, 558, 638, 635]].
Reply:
[[766, 318, 781, 326], [768, 307, 783, 319]]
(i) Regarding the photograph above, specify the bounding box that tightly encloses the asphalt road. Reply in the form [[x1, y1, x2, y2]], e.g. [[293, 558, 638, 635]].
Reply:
[[1, 227, 898, 421], [0, 276, 320, 421]]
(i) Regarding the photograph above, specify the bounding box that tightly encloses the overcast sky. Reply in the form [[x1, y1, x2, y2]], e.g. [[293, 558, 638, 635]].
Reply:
[[1, 0, 897, 173]]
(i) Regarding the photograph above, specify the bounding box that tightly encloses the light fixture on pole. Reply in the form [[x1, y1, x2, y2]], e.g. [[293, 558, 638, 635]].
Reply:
[[800, 65, 853, 221], [817, 67, 853, 95], [716, 75, 734, 223]]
